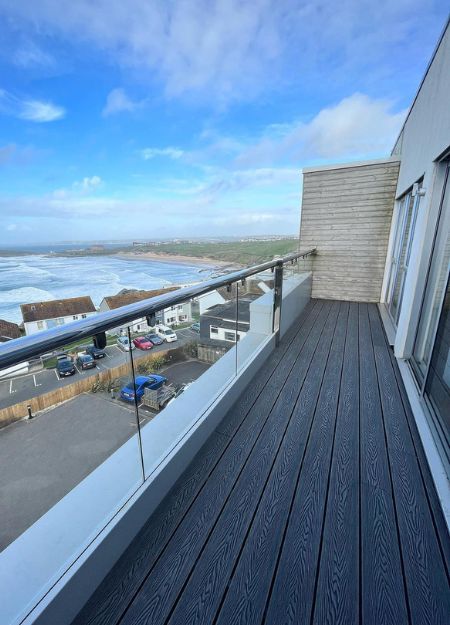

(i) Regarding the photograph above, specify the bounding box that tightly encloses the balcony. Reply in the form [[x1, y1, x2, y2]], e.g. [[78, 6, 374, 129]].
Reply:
[[72, 299, 450, 625], [0, 249, 448, 625]]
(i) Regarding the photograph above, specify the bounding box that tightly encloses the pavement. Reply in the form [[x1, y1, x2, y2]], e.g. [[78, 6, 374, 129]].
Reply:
[[0, 327, 199, 410], [0, 357, 209, 551]]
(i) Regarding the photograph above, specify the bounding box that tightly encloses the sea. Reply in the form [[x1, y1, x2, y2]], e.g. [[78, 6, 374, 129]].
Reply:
[[0, 247, 215, 324]]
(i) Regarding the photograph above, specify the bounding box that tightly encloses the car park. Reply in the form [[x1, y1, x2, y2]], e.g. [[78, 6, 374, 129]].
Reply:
[[86, 345, 106, 359], [154, 325, 178, 343], [117, 336, 135, 351], [145, 332, 164, 346], [120, 374, 167, 402], [191, 322, 200, 333], [56, 357, 76, 378], [133, 336, 153, 350], [76, 353, 96, 370]]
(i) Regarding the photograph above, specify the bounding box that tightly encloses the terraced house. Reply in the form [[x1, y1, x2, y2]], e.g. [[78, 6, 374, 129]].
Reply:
[[0, 17, 449, 625]]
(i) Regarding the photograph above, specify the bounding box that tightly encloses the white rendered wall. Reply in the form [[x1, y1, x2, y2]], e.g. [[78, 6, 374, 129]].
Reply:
[[388, 24, 450, 358], [24, 313, 97, 337]]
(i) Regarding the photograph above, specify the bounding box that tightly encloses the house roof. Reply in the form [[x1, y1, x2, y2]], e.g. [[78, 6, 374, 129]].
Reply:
[[102, 287, 179, 310], [202, 297, 258, 324], [21, 296, 96, 323], [0, 319, 21, 341]]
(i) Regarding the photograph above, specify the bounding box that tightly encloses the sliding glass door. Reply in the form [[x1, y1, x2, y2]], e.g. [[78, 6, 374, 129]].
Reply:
[[424, 276, 450, 454], [411, 163, 450, 460], [387, 188, 421, 325]]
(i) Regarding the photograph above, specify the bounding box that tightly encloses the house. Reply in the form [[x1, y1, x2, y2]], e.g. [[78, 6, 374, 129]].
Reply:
[[199, 296, 259, 345], [99, 287, 192, 333], [190, 289, 226, 317], [20, 296, 96, 336], [0, 319, 21, 343]]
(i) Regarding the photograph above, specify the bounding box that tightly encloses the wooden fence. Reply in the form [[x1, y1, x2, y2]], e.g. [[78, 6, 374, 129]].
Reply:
[[0, 350, 171, 429]]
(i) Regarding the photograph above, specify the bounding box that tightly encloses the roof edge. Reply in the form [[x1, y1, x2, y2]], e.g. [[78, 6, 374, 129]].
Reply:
[[390, 15, 450, 155], [302, 156, 400, 174]]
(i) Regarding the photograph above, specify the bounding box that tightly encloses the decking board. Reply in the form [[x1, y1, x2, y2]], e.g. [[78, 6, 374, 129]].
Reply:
[[312, 301, 360, 625], [171, 302, 341, 625], [72, 300, 450, 625], [264, 301, 348, 625], [359, 303, 409, 625], [73, 300, 322, 625], [120, 301, 333, 625], [369, 305, 450, 625]]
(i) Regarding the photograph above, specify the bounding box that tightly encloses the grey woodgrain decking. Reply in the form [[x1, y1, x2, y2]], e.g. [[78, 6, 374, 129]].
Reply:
[[73, 300, 450, 625]]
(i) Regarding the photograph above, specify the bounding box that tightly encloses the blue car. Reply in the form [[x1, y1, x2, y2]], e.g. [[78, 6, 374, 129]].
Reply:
[[120, 375, 167, 402], [145, 333, 164, 346]]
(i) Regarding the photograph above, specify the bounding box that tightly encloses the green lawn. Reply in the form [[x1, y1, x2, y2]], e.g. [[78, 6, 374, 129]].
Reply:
[[51, 238, 301, 266], [130, 239, 301, 265]]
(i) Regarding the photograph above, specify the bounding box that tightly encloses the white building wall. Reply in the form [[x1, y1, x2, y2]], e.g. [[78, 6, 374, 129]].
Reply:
[[209, 327, 247, 342], [101, 303, 193, 336], [24, 312, 97, 336], [196, 291, 226, 314], [392, 25, 450, 194], [385, 22, 450, 358]]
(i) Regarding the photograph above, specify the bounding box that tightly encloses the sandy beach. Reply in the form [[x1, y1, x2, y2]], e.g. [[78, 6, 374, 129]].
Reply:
[[115, 251, 239, 268]]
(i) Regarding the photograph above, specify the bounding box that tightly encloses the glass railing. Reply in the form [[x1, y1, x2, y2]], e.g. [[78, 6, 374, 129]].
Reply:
[[0, 247, 315, 625]]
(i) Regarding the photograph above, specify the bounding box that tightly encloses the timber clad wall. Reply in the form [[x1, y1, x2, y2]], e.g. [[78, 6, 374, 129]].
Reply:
[[299, 159, 400, 302]]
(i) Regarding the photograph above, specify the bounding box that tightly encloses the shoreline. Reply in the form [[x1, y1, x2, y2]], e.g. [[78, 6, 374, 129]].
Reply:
[[114, 251, 240, 269]]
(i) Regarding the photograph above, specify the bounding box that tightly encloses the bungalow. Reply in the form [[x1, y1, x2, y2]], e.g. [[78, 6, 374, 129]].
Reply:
[[21, 296, 97, 336]]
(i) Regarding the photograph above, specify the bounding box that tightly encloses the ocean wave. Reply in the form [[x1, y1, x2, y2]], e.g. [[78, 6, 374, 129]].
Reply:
[[0, 287, 55, 304], [0, 255, 214, 323]]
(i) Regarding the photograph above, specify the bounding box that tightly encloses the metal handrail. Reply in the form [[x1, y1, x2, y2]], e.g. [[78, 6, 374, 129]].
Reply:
[[0, 248, 316, 369]]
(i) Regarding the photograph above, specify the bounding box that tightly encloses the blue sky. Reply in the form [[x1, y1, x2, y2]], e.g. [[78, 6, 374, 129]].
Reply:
[[0, 1, 448, 245]]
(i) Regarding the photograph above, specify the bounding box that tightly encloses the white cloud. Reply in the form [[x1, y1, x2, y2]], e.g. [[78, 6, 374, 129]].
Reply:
[[0, 0, 286, 103], [0, 89, 65, 122], [20, 99, 65, 122], [75, 175, 102, 193], [197, 167, 300, 198], [6, 223, 17, 231], [235, 93, 406, 167], [140, 147, 184, 160], [300, 94, 406, 158], [13, 41, 55, 69], [102, 88, 143, 116], [0, 0, 441, 104], [53, 175, 103, 199]]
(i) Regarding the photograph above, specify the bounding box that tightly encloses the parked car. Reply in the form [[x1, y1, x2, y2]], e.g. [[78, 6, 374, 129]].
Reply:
[[117, 336, 135, 351], [154, 325, 178, 343], [145, 332, 164, 346], [191, 322, 200, 333], [120, 374, 167, 402], [133, 336, 153, 350], [76, 353, 96, 370], [56, 357, 76, 378], [86, 344, 106, 359]]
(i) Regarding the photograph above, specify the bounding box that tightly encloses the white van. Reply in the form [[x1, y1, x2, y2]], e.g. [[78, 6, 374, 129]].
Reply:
[[155, 325, 178, 343]]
